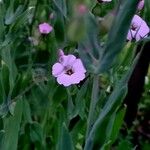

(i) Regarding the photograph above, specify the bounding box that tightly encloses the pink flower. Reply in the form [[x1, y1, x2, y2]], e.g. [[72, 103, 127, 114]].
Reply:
[[127, 15, 149, 41], [38, 22, 53, 34], [77, 4, 87, 14], [137, 0, 144, 11], [52, 50, 86, 87]]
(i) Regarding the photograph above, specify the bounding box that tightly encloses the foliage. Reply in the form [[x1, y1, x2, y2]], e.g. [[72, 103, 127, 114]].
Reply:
[[0, 0, 150, 150]]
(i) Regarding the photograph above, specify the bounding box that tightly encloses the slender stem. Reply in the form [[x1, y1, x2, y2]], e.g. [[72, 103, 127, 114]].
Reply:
[[86, 75, 99, 139]]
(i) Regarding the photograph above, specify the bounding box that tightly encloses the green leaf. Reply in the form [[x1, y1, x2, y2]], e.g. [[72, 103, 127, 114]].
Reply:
[[78, 13, 101, 73], [54, 15, 65, 42], [0, 130, 5, 148], [57, 123, 74, 150], [0, 1, 5, 42], [53, 85, 67, 106], [71, 120, 86, 147], [97, 0, 139, 73], [67, 88, 75, 121], [117, 140, 134, 150], [1, 99, 23, 150], [110, 106, 126, 143], [75, 80, 89, 119], [53, 0, 67, 18], [4, 0, 15, 25], [1, 45, 18, 92], [94, 86, 127, 148], [0, 63, 9, 103], [22, 99, 32, 123], [9, 7, 33, 32], [5, 5, 24, 25], [29, 122, 43, 144], [53, 0, 67, 43], [8, 101, 16, 115], [84, 52, 140, 150]]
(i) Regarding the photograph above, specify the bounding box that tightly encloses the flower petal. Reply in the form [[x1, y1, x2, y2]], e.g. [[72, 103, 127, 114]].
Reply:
[[137, 0, 144, 11], [60, 54, 76, 66], [127, 15, 150, 41], [52, 63, 64, 77], [72, 59, 86, 73], [127, 30, 136, 41], [138, 22, 149, 38], [39, 22, 53, 34], [70, 72, 86, 84], [132, 15, 143, 27], [57, 74, 73, 86]]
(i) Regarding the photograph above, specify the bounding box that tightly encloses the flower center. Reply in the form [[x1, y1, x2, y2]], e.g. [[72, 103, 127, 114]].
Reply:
[[42, 29, 47, 33], [65, 69, 74, 75], [131, 23, 138, 31]]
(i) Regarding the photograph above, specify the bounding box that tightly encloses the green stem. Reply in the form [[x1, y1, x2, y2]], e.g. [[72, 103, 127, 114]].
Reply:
[[86, 75, 99, 139]]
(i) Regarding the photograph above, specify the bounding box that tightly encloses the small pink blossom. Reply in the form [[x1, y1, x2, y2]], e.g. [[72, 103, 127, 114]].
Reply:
[[38, 22, 53, 34], [127, 15, 149, 41], [137, 0, 144, 11], [52, 50, 86, 87], [77, 4, 87, 14]]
